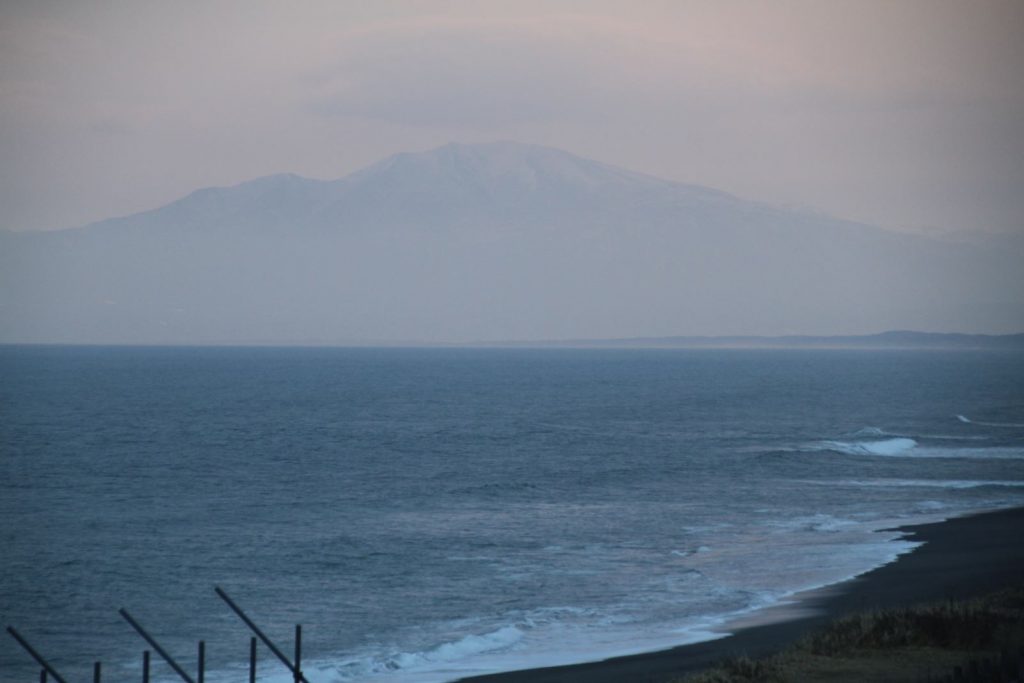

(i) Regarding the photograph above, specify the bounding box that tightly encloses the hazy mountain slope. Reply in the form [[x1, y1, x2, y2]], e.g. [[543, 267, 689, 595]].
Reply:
[[2, 142, 1021, 344]]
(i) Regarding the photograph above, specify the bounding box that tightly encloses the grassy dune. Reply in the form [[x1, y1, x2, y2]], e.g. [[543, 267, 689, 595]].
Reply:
[[676, 584, 1024, 682]]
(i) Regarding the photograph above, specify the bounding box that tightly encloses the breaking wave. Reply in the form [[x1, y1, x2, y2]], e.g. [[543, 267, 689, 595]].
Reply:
[[811, 438, 1024, 459], [816, 437, 918, 457], [331, 625, 526, 682]]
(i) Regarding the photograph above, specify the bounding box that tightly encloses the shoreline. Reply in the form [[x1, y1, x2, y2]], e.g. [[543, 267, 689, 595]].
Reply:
[[457, 505, 1024, 683]]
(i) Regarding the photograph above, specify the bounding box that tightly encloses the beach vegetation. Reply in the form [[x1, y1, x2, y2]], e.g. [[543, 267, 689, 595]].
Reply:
[[676, 584, 1024, 682]]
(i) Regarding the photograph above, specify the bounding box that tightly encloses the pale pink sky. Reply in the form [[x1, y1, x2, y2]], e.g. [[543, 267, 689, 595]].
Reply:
[[2, 1, 1022, 235]]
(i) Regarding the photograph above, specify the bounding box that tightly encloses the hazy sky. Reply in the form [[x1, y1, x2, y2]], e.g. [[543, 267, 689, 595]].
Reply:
[[2, 1, 1022, 235]]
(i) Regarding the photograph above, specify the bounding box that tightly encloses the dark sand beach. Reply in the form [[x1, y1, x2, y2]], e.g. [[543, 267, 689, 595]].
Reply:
[[459, 506, 1024, 683]]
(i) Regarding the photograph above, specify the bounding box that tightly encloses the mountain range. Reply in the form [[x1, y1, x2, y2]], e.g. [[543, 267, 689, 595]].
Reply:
[[2, 141, 1021, 344]]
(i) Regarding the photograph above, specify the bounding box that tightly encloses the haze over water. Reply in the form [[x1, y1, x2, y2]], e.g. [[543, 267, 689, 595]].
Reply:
[[3, 346, 1023, 682]]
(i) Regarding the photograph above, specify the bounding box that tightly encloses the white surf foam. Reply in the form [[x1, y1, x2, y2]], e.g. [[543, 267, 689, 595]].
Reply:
[[911, 446, 1024, 459], [397, 625, 525, 667], [811, 438, 1024, 459], [818, 479, 1024, 490], [323, 610, 729, 683], [768, 513, 861, 533], [327, 625, 527, 683], [816, 437, 918, 456]]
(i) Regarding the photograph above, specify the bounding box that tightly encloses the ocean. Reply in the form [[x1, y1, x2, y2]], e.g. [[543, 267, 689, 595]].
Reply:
[[2, 346, 1023, 683]]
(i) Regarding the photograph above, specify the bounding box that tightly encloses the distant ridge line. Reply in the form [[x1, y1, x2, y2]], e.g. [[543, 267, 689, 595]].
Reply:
[[468, 331, 1024, 349], [3, 140, 1022, 345]]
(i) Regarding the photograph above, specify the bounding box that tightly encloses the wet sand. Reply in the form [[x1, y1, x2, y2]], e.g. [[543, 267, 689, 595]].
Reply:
[[458, 506, 1024, 683]]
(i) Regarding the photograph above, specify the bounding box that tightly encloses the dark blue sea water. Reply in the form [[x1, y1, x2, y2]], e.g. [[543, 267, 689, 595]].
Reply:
[[2, 347, 1023, 682]]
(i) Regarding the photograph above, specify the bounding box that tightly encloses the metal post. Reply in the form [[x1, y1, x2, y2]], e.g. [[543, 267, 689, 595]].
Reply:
[[143, 650, 150, 683], [197, 641, 205, 683], [5, 627, 69, 683], [249, 637, 256, 683], [118, 609, 196, 683], [293, 625, 301, 683], [214, 587, 309, 683], [93, 662, 101, 683], [39, 669, 47, 683]]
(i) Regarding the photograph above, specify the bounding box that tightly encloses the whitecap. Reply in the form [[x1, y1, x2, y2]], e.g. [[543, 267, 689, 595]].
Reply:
[[812, 437, 1024, 459], [821, 479, 1024, 490], [816, 437, 918, 457]]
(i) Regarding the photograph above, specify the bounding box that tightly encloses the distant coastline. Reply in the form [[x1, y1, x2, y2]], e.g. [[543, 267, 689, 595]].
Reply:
[[468, 330, 1024, 350]]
